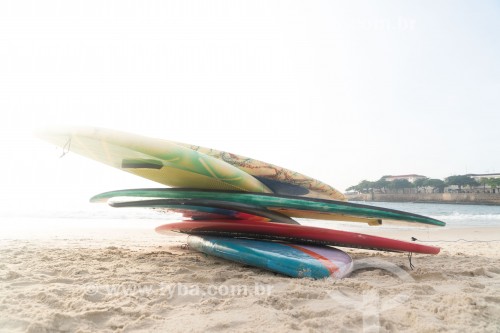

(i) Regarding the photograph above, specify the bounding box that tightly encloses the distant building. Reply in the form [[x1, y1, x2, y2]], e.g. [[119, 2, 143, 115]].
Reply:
[[466, 173, 500, 180], [382, 174, 427, 183]]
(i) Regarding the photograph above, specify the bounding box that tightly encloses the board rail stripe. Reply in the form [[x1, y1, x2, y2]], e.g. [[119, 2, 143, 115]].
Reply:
[[285, 244, 339, 276]]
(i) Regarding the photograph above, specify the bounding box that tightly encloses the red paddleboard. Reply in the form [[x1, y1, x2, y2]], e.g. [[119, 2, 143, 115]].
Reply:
[[156, 220, 440, 255]]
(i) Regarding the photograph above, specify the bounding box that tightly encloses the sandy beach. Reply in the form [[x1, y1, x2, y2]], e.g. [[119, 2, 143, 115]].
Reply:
[[1, 220, 499, 333]]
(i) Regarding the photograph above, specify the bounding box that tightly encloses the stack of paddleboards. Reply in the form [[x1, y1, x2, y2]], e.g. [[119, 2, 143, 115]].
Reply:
[[38, 127, 445, 279]]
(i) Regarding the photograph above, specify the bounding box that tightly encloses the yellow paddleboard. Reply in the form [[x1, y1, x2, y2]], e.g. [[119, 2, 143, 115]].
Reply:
[[37, 127, 271, 193]]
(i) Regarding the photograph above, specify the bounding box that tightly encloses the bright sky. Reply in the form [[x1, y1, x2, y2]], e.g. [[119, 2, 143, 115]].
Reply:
[[1, 0, 499, 208]]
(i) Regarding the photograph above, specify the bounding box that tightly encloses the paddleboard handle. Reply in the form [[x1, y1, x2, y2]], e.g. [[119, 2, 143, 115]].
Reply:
[[60, 137, 71, 158]]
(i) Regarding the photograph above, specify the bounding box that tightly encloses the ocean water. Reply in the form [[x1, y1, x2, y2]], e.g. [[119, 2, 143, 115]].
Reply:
[[350, 201, 500, 228]]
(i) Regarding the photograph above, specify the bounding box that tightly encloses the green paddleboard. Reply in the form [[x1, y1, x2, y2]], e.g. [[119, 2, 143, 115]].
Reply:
[[91, 188, 446, 227]]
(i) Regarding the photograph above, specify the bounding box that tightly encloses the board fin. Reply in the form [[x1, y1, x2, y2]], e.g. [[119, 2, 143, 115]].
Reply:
[[121, 159, 163, 169]]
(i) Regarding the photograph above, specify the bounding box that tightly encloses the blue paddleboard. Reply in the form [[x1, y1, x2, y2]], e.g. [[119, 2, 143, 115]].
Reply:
[[187, 236, 353, 279]]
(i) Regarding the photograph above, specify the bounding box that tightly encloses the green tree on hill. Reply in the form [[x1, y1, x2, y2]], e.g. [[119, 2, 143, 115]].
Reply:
[[479, 178, 489, 192], [414, 177, 429, 193], [347, 175, 498, 195], [413, 178, 429, 188], [373, 178, 390, 192], [388, 179, 414, 192], [485, 178, 500, 193], [346, 180, 374, 193], [424, 178, 445, 193], [445, 175, 479, 191]]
